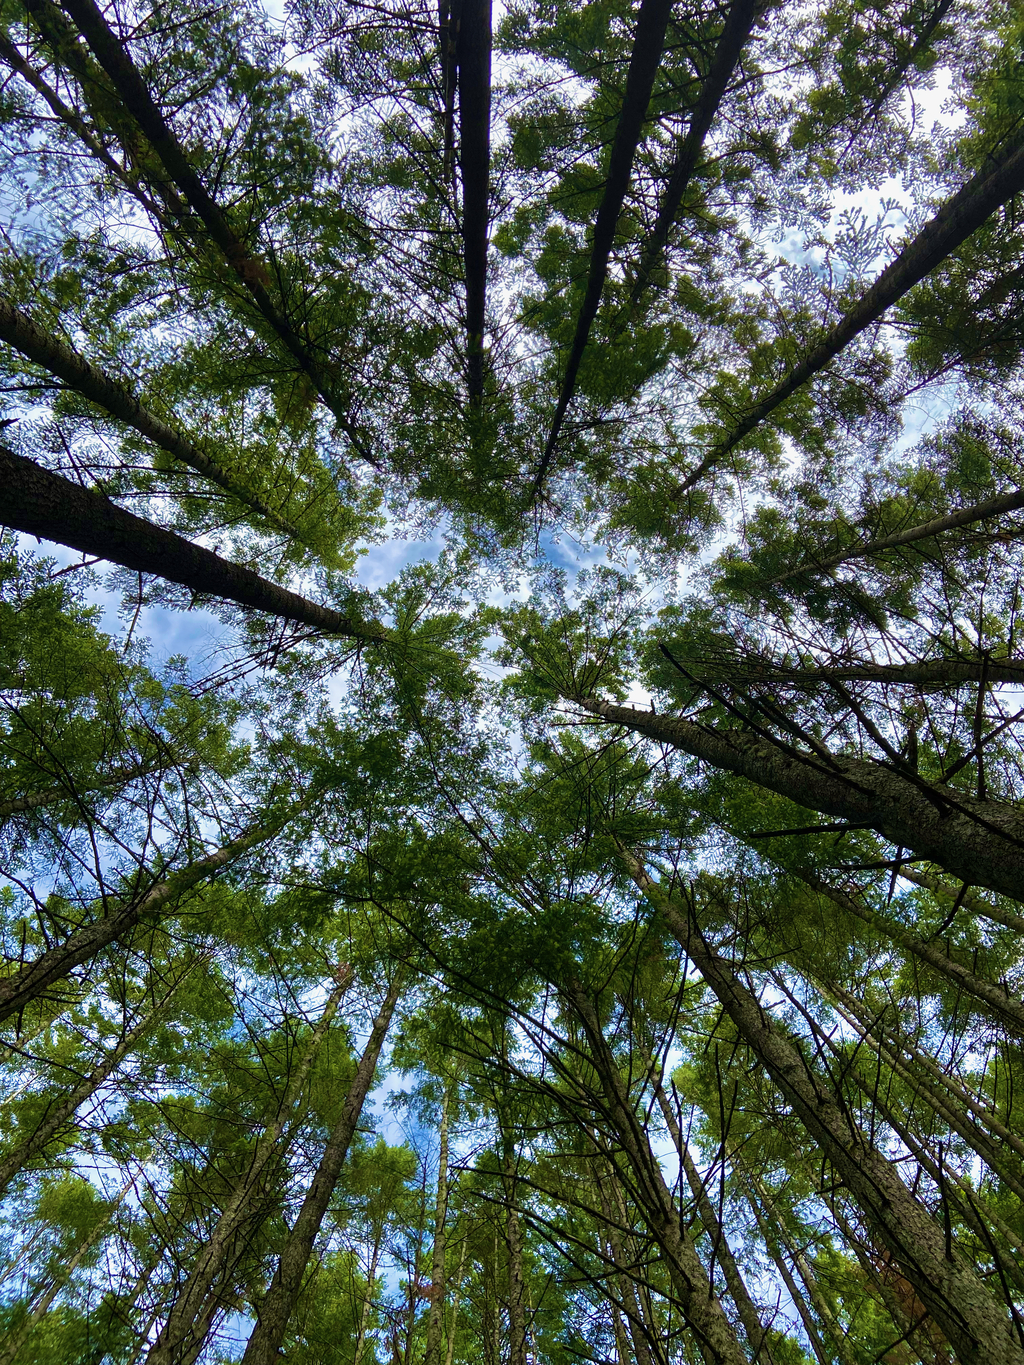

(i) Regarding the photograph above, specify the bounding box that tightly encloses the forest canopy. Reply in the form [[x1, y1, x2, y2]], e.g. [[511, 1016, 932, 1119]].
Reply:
[[2, 0, 1024, 1361]]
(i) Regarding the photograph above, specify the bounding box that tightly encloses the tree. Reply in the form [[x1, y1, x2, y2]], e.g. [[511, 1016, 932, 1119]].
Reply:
[[3, 0, 1024, 1360]]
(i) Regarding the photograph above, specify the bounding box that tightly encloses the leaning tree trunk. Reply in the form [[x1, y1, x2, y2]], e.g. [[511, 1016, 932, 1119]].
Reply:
[[145, 967, 353, 1365], [560, 979, 752, 1365], [240, 974, 403, 1365], [619, 848, 1024, 1365], [0, 957, 203, 1200], [0, 817, 280, 1024], [576, 695, 1024, 902]]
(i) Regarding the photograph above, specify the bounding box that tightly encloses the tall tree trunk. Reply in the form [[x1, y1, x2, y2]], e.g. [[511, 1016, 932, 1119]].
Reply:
[[442, 1234, 468, 1365], [502, 1141, 528, 1365], [620, 849, 1024, 1365], [0, 957, 202, 1200], [532, 0, 674, 492], [145, 968, 353, 1365], [456, 0, 491, 403], [424, 1089, 450, 1365], [578, 695, 1024, 901], [240, 974, 403, 1365], [0, 446, 382, 641], [0, 818, 279, 1024], [740, 1183, 831, 1365], [561, 980, 752, 1365], [637, 1046, 776, 1365]]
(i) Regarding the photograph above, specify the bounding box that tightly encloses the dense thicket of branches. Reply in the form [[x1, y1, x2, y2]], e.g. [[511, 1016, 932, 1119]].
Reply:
[[2, 0, 1024, 1361]]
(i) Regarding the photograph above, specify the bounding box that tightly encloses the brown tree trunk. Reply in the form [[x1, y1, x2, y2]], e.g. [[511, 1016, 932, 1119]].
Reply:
[[145, 968, 353, 1365], [0, 446, 382, 640], [0, 819, 278, 1023], [561, 980, 751, 1365], [240, 974, 403, 1365], [424, 1089, 451, 1365], [578, 695, 1024, 901], [620, 851, 1024, 1365]]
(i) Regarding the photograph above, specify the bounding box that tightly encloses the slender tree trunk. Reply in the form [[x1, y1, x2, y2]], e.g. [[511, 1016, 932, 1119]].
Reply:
[[0, 818, 279, 1024], [442, 1234, 467, 1365], [424, 1089, 451, 1365], [561, 980, 752, 1365], [741, 1184, 831, 1365], [457, 0, 491, 403], [532, 0, 673, 489], [894, 867, 1024, 935], [352, 1232, 383, 1365], [0, 959, 201, 1200], [0, 300, 304, 537], [502, 1142, 528, 1365], [0, 756, 159, 822], [578, 695, 1024, 901], [635, 1040, 775, 1364], [240, 974, 403, 1365], [0, 1177, 130, 1365], [593, 1164, 656, 1365], [744, 1168, 858, 1365], [145, 968, 353, 1365], [0, 446, 381, 640], [620, 849, 1024, 1365], [794, 868, 1024, 1037]]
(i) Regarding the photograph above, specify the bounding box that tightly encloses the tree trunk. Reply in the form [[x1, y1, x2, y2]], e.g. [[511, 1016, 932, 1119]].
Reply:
[[578, 696, 1024, 901], [0, 818, 279, 1023], [0, 299, 303, 537], [621, 850, 1024, 1365], [0, 446, 382, 640], [502, 1142, 528, 1365], [424, 1089, 450, 1365], [638, 1045, 776, 1365], [456, 0, 491, 403], [145, 967, 353, 1365], [240, 973, 403, 1365], [561, 980, 752, 1365], [0, 958, 202, 1200]]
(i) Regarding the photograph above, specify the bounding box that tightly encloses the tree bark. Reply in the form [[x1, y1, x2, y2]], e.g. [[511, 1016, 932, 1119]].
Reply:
[[41, 0, 373, 458], [145, 968, 353, 1365], [638, 1045, 776, 1364], [240, 974, 403, 1365], [424, 1089, 450, 1365], [0, 959, 201, 1200], [457, 0, 491, 404], [0, 446, 383, 640], [561, 980, 752, 1365], [0, 819, 278, 1024], [578, 694, 1024, 901], [532, 0, 674, 493], [632, 0, 763, 300], [673, 128, 1024, 496], [621, 851, 1024, 1365], [0, 299, 304, 537]]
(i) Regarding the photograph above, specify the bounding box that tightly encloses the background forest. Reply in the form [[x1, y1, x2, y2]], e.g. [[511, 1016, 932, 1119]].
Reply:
[[1, 0, 1024, 1361]]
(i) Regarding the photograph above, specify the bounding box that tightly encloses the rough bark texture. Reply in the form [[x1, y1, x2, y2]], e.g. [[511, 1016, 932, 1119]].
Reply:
[[669, 653, 1024, 689], [562, 980, 751, 1365], [623, 854, 1024, 1365], [578, 695, 1024, 900], [768, 485, 1024, 586], [240, 976, 403, 1365], [532, 0, 675, 493], [0, 821, 276, 1023], [145, 969, 353, 1365], [674, 130, 1024, 496], [0, 300, 302, 535], [0, 446, 382, 640]]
